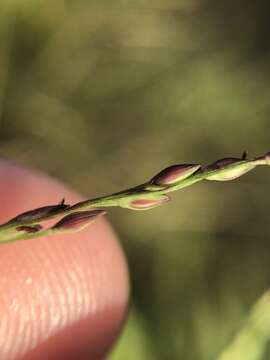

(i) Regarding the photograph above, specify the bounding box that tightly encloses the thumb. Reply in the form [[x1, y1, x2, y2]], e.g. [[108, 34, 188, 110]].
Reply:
[[0, 160, 129, 360]]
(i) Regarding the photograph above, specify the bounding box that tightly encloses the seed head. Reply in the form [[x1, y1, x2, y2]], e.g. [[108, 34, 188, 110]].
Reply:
[[8, 202, 70, 224], [203, 157, 240, 171], [16, 224, 42, 233], [254, 152, 270, 165], [204, 157, 255, 181], [151, 164, 201, 186], [129, 194, 170, 210], [53, 210, 106, 231]]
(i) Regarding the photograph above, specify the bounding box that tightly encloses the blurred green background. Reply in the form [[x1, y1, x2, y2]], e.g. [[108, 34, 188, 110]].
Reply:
[[1, 1, 270, 359]]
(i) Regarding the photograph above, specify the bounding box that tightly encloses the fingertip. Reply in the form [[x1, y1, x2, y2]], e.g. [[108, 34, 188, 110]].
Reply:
[[0, 161, 129, 359]]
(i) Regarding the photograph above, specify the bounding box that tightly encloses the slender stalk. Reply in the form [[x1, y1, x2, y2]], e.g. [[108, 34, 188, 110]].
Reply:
[[0, 151, 269, 244]]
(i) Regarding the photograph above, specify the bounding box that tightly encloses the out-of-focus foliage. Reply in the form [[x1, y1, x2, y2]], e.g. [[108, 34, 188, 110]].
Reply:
[[0, 0, 270, 359], [218, 292, 270, 360]]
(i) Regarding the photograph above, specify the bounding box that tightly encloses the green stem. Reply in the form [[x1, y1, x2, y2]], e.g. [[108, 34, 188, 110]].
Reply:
[[0, 153, 268, 244]]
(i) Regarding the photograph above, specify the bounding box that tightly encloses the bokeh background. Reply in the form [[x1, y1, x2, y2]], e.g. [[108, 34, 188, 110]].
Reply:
[[1, 1, 270, 359]]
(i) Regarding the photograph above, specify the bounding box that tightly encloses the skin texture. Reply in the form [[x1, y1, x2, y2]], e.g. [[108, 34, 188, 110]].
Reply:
[[0, 160, 129, 360]]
